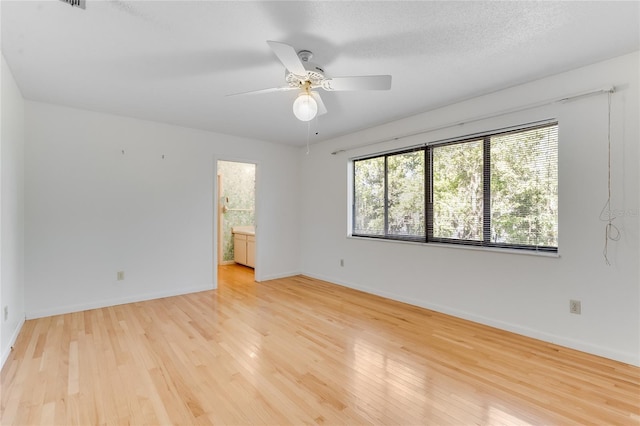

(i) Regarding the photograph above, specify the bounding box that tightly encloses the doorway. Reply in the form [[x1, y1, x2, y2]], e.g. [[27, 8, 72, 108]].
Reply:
[[217, 160, 256, 283]]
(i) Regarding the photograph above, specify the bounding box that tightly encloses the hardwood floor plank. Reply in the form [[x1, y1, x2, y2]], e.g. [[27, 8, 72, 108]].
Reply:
[[2, 264, 639, 425]]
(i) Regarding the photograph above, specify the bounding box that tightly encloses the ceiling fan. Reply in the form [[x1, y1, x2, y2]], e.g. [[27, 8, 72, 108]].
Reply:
[[229, 41, 392, 122]]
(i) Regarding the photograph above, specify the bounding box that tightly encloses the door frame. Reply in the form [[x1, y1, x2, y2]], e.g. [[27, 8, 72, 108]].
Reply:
[[214, 158, 259, 283]]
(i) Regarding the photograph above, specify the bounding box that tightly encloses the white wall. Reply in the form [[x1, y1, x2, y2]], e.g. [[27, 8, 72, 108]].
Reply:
[[1, 54, 26, 367], [25, 102, 300, 318], [299, 52, 640, 366]]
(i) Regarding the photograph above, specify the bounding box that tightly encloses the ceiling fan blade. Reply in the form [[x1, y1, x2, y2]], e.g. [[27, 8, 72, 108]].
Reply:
[[322, 75, 392, 91], [266, 40, 307, 77], [311, 91, 327, 116], [226, 86, 297, 97]]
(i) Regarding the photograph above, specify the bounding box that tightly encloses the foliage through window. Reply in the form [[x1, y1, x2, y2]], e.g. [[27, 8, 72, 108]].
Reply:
[[432, 140, 483, 241], [352, 123, 558, 252]]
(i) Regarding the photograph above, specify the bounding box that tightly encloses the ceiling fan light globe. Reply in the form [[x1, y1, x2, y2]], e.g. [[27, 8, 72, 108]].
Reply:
[[293, 93, 318, 121]]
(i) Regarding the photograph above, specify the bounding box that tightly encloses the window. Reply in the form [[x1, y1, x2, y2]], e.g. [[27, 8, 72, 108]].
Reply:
[[353, 149, 425, 240], [432, 139, 484, 241], [490, 126, 558, 248], [352, 123, 558, 252], [353, 156, 385, 236]]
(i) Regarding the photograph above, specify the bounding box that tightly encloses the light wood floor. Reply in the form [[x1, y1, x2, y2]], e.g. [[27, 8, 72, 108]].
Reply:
[[2, 265, 639, 425]]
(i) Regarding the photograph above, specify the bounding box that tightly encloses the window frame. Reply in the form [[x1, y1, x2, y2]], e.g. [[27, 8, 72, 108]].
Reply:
[[352, 146, 426, 243], [351, 122, 558, 253]]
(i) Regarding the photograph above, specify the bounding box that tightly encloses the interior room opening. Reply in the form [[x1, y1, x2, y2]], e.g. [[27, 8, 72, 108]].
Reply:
[[216, 160, 257, 283]]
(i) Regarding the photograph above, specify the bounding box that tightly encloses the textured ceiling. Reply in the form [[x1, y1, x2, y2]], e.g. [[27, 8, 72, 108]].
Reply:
[[2, 1, 639, 146]]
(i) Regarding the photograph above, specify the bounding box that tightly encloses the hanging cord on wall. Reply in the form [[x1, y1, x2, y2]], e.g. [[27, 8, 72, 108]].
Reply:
[[599, 91, 621, 265]]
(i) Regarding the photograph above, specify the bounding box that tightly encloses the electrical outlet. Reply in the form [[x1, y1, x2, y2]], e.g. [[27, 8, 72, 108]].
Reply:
[[340, 259, 344, 267], [117, 271, 125, 281], [569, 300, 581, 314], [3, 306, 8, 322]]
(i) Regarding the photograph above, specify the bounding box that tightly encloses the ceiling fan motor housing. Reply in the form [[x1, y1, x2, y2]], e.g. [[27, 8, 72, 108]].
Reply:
[[285, 60, 325, 88]]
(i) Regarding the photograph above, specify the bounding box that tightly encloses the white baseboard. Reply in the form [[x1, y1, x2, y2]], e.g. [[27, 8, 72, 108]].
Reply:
[[26, 284, 214, 319], [257, 270, 300, 282], [302, 272, 640, 367], [1, 316, 26, 370]]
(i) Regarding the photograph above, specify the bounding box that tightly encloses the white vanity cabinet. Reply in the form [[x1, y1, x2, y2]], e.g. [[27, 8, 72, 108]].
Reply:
[[246, 235, 255, 268], [233, 227, 255, 268], [233, 233, 247, 265]]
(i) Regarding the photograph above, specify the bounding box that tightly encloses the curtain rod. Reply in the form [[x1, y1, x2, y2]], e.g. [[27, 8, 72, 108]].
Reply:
[[330, 86, 615, 155]]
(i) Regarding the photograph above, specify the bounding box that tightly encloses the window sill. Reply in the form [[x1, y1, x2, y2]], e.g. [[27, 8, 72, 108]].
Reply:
[[347, 235, 560, 258]]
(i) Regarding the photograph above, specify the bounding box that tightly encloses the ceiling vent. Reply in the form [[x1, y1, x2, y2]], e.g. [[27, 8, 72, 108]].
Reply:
[[59, 0, 86, 9]]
